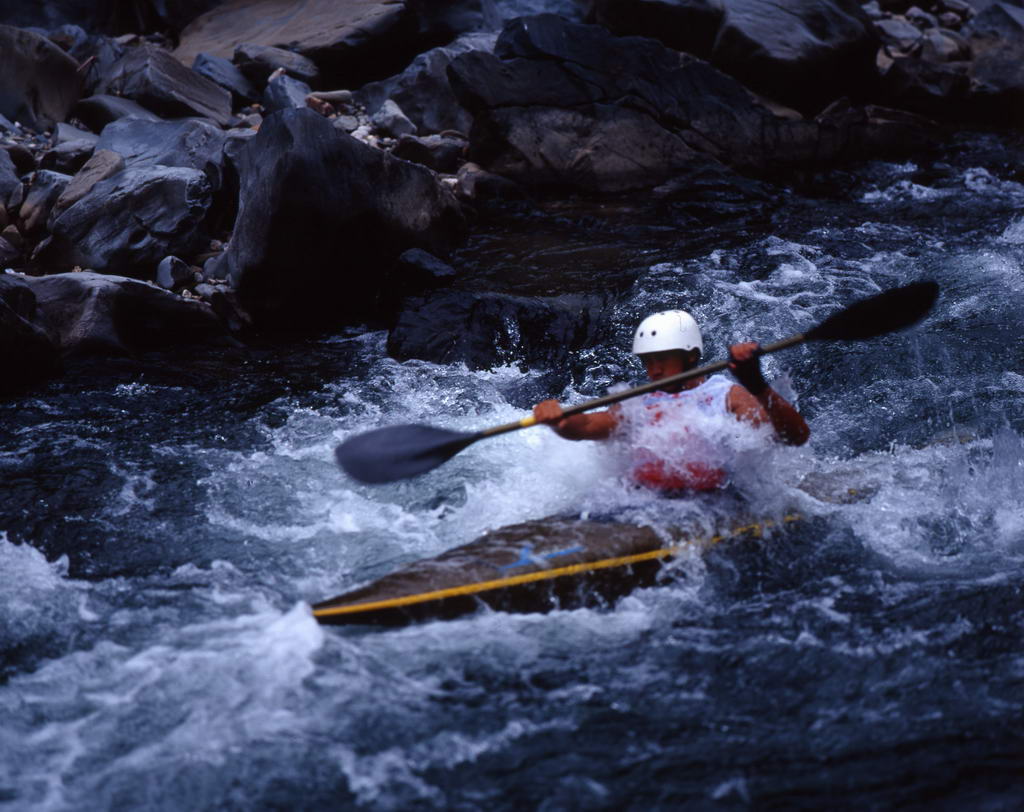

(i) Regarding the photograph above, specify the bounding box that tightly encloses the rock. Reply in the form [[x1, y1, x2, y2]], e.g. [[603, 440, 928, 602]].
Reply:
[[0, 25, 82, 131], [20, 170, 72, 238], [455, 162, 528, 201], [920, 28, 971, 60], [99, 44, 232, 126], [0, 0, 223, 37], [878, 55, 971, 117], [448, 15, 827, 192], [0, 236, 20, 266], [39, 124, 99, 174], [155, 255, 193, 290], [233, 43, 320, 84], [875, 17, 926, 51], [0, 274, 61, 392], [94, 117, 228, 191], [175, 0, 432, 89], [814, 98, 941, 161], [370, 99, 416, 137], [3, 143, 36, 176], [356, 34, 492, 136], [23, 271, 229, 357], [332, 115, 360, 133], [394, 248, 457, 288], [49, 166, 212, 278], [47, 24, 126, 97], [71, 94, 162, 132], [964, 1, 1024, 39], [393, 133, 467, 173], [387, 289, 613, 369], [906, 6, 941, 28], [208, 107, 466, 332], [52, 149, 125, 217], [261, 71, 313, 113], [710, 0, 877, 114], [192, 52, 259, 105], [587, 0, 727, 60], [0, 149, 24, 214]]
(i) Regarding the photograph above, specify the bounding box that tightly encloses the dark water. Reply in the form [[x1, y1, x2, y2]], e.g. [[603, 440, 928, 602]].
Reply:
[[2, 132, 1024, 809]]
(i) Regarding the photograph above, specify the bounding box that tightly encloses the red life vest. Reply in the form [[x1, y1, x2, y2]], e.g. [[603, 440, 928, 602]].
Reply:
[[627, 376, 733, 493]]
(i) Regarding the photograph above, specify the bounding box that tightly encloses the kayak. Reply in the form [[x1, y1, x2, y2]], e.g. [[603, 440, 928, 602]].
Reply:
[[312, 512, 801, 626]]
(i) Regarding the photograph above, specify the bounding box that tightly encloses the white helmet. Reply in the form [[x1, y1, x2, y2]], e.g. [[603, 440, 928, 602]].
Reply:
[[632, 310, 703, 357]]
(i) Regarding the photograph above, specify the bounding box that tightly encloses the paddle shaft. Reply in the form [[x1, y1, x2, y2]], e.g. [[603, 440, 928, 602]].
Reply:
[[477, 333, 807, 440]]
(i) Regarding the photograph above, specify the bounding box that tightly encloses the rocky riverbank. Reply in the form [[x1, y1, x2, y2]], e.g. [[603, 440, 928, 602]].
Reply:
[[1, 0, 1020, 393]]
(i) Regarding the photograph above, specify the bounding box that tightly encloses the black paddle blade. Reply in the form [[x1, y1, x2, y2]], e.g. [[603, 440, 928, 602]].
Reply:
[[335, 424, 479, 484], [806, 281, 939, 342]]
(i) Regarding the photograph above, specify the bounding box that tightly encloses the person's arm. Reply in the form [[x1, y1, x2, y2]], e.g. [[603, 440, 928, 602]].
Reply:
[[533, 399, 618, 441], [726, 342, 810, 446]]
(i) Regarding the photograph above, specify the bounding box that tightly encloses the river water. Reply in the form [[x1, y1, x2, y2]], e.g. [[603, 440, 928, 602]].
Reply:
[[2, 131, 1024, 809]]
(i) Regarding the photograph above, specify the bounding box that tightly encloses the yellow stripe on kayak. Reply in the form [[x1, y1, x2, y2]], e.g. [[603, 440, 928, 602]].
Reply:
[[313, 514, 800, 620]]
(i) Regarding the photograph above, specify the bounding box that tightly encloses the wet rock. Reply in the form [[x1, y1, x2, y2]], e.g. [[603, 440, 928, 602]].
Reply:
[[0, 25, 82, 131], [0, 274, 61, 392], [99, 44, 232, 126], [357, 34, 492, 136], [208, 107, 466, 332], [23, 271, 229, 357], [192, 52, 259, 105], [0, 149, 24, 214], [47, 24, 126, 97], [71, 94, 162, 132], [710, 0, 877, 114], [394, 248, 457, 289], [174, 0, 420, 88], [456, 162, 528, 202], [52, 149, 125, 217], [587, 0, 726, 60], [387, 289, 613, 369], [448, 15, 830, 192], [876, 17, 926, 51], [815, 98, 942, 161], [94, 117, 228, 191], [155, 255, 193, 290], [39, 124, 99, 174], [393, 133, 467, 173], [261, 71, 312, 113], [49, 166, 212, 278], [20, 170, 72, 238], [233, 43, 319, 84], [370, 99, 416, 137]]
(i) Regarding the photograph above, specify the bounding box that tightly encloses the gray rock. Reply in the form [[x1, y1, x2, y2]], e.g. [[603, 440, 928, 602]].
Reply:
[[907, 6, 941, 28], [156, 255, 193, 290], [393, 133, 467, 173], [50, 166, 212, 278], [192, 51, 259, 105], [99, 44, 232, 127], [233, 43, 319, 84], [209, 108, 466, 331], [332, 115, 360, 133], [261, 72, 313, 113], [0, 149, 24, 213], [52, 149, 126, 218], [94, 117, 228, 191], [0, 273, 61, 391], [587, 0, 726, 60], [921, 28, 971, 60], [39, 125, 99, 174], [47, 24, 126, 97], [20, 171, 72, 238], [0, 25, 81, 130], [370, 99, 417, 137], [24, 271, 228, 357], [71, 94, 161, 133]]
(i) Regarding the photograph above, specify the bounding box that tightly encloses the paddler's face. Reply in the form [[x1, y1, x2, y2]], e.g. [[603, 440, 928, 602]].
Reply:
[[640, 349, 696, 383]]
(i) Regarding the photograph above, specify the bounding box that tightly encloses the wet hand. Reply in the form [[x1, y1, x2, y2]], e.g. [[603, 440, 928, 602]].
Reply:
[[533, 399, 565, 426], [728, 341, 768, 395]]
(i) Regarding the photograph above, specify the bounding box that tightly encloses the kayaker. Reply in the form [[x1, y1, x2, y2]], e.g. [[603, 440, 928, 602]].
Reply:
[[532, 310, 809, 492]]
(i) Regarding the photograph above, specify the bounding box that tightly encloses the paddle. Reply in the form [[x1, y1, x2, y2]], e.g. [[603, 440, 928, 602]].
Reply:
[[336, 281, 939, 484]]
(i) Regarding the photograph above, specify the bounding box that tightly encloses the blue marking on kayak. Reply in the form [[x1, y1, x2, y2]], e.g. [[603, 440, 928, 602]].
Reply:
[[499, 543, 586, 571]]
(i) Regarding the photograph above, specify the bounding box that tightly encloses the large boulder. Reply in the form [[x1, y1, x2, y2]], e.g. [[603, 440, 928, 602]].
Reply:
[[71, 94, 162, 133], [207, 107, 466, 332], [22, 271, 229, 356], [448, 15, 826, 192], [589, 0, 877, 114], [387, 289, 615, 369], [48, 166, 212, 277], [0, 1, 222, 37], [357, 34, 495, 136], [94, 117, 228, 191], [99, 44, 232, 126], [0, 149, 24, 215], [0, 274, 61, 393], [0, 25, 82, 131], [174, 0, 416, 87]]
